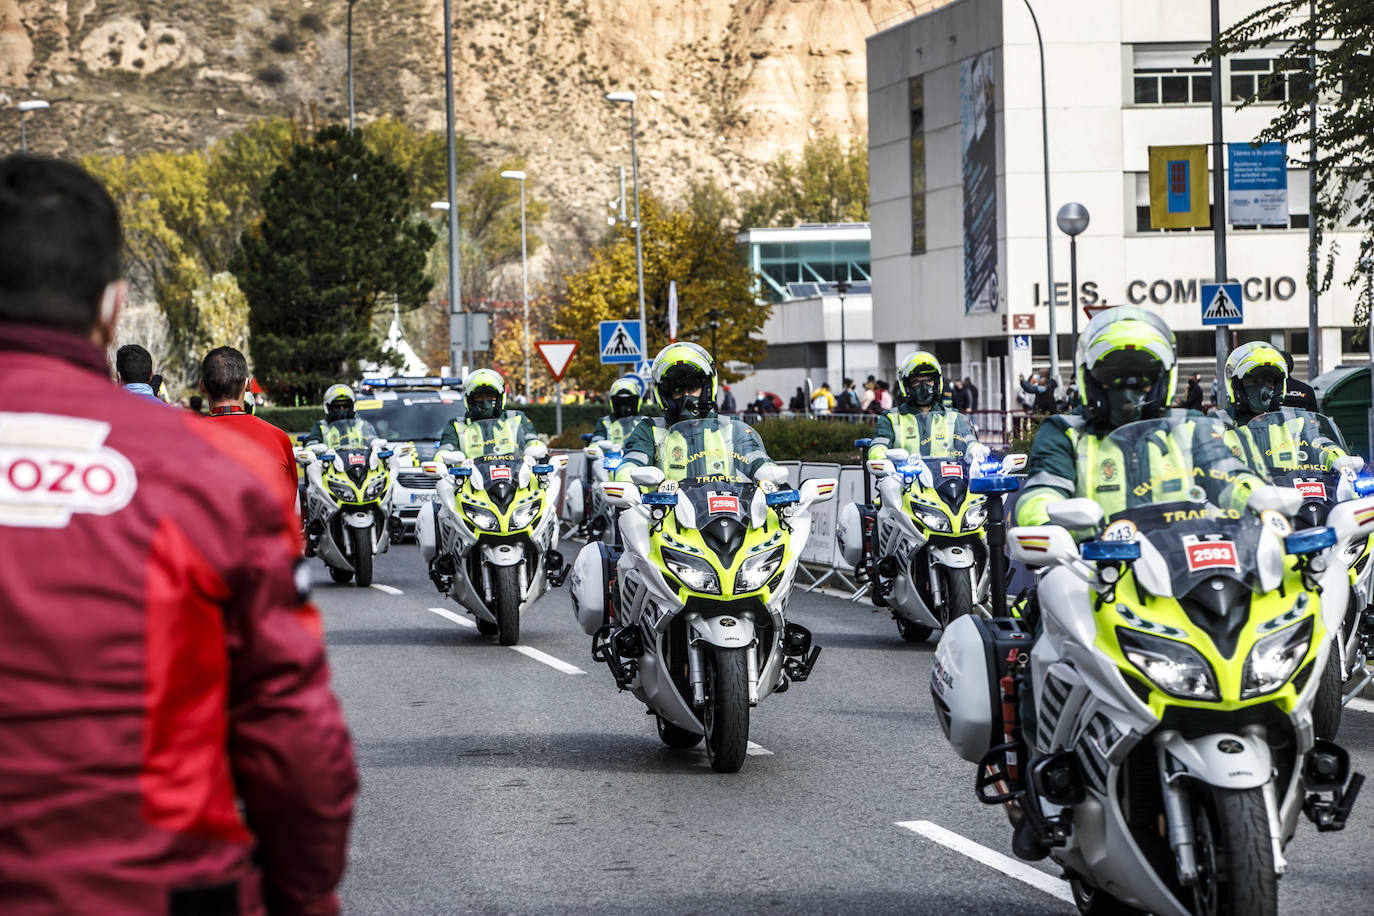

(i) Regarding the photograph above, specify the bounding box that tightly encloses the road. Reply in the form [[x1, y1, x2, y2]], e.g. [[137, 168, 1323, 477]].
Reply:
[[315, 543, 1374, 915]]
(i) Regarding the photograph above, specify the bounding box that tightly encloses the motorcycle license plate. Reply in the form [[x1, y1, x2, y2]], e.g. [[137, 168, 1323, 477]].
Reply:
[[708, 494, 739, 514], [1296, 480, 1327, 500], [1183, 537, 1238, 572], [489, 466, 512, 480], [941, 462, 963, 478]]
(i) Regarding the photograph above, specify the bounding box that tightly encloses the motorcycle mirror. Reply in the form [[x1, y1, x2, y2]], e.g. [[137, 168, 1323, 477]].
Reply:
[[1285, 526, 1336, 556], [1248, 484, 1303, 517], [629, 466, 666, 489], [853, 437, 872, 449], [1046, 498, 1104, 530], [886, 448, 910, 464], [581, 433, 595, 443]]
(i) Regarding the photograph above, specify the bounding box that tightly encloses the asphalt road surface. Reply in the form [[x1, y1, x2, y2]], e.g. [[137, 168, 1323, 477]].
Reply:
[[315, 542, 1374, 915]]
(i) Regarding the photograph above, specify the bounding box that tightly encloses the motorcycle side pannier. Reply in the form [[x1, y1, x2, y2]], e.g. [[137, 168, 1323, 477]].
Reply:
[[570, 541, 619, 635], [930, 615, 1031, 763]]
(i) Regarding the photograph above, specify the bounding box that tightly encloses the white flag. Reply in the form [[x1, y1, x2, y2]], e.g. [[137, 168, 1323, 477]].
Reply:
[[667, 280, 678, 343]]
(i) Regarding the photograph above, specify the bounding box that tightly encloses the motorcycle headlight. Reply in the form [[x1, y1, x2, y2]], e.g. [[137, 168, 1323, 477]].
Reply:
[[912, 503, 952, 532], [1242, 617, 1314, 699], [661, 547, 721, 595], [462, 503, 500, 531], [735, 546, 785, 593], [363, 475, 389, 500], [327, 478, 354, 500], [1117, 628, 1219, 701], [510, 498, 541, 529], [964, 500, 988, 529]]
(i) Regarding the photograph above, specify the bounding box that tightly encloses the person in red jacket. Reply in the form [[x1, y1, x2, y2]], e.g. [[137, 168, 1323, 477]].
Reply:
[[201, 345, 300, 504], [0, 155, 357, 915]]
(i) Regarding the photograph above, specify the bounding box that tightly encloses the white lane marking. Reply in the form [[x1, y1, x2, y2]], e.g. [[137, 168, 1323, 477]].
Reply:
[[427, 606, 476, 628], [510, 645, 586, 675], [746, 741, 773, 756], [1348, 697, 1374, 715], [896, 820, 1074, 904], [371, 584, 403, 596]]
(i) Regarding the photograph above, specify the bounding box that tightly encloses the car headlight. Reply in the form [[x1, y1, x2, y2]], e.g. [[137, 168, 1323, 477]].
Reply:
[[327, 478, 354, 500], [1242, 617, 1314, 699], [363, 475, 389, 500], [735, 547, 784, 592], [462, 503, 500, 531], [510, 499, 541, 529], [964, 500, 988, 529], [661, 547, 721, 595], [912, 503, 952, 532], [1117, 628, 1219, 701]]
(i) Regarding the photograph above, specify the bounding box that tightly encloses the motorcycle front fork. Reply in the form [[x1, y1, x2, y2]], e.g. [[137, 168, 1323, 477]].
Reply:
[[687, 641, 761, 708]]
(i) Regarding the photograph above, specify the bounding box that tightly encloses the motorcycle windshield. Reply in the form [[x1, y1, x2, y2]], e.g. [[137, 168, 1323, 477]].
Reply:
[[336, 447, 371, 485], [656, 418, 767, 485], [1243, 408, 1346, 497], [467, 417, 527, 458], [1090, 415, 1272, 594], [325, 418, 376, 448]]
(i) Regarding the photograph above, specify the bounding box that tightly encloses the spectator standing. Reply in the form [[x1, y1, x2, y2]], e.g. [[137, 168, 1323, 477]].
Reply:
[[718, 383, 737, 414], [187, 394, 205, 414], [836, 377, 860, 413], [1183, 373, 1204, 410], [951, 379, 971, 413], [811, 382, 836, 414], [1279, 351, 1319, 411], [202, 346, 300, 503], [789, 386, 805, 412], [859, 379, 876, 412], [0, 155, 356, 916], [114, 344, 162, 403], [875, 380, 894, 411], [963, 376, 980, 412]]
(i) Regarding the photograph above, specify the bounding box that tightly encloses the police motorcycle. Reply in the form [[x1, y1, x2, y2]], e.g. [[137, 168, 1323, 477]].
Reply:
[[836, 419, 1027, 642], [297, 425, 408, 588], [569, 417, 833, 773], [1242, 407, 1373, 738], [932, 414, 1368, 916], [418, 419, 567, 646], [566, 425, 634, 543]]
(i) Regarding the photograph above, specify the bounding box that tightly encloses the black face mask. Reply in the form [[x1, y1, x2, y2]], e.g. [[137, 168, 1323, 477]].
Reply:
[[1242, 379, 1278, 415], [666, 393, 707, 421], [1106, 386, 1149, 426], [611, 397, 638, 419], [468, 396, 500, 421]]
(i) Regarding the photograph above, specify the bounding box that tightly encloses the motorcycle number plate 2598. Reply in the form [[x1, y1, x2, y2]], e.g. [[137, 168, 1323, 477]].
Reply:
[[708, 494, 739, 514], [1296, 480, 1327, 500], [489, 466, 512, 480], [940, 462, 963, 478], [1183, 536, 1238, 572], [348, 454, 366, 465]]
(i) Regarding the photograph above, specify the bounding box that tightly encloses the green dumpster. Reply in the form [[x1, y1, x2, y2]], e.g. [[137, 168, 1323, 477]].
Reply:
[[1312, 366, 1373, 459]]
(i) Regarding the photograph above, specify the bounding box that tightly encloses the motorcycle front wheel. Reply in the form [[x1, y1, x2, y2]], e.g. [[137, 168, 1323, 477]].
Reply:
[[494, 564, 521, 646], [939, 567, 975, 628], [351, 527, 373, 588], [1191, 786, 1277, 916], [702, 647, 750, 773]]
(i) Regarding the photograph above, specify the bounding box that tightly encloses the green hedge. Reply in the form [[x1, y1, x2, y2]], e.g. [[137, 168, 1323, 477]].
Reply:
[[257, 406, 320, 436], [751, 418, 874, 462]]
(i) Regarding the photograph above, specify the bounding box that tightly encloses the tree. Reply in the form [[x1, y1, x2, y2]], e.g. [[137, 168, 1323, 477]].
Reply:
[[739, 136, 869, 228], [231, 125, 437, 401], [361, 115, 474, 212], [555, 188, 768, 392], [1210, 2, 1374, 319]]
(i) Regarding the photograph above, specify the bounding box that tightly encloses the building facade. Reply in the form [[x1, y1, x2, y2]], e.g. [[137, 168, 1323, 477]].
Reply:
[[867, 0, 1361, 412]]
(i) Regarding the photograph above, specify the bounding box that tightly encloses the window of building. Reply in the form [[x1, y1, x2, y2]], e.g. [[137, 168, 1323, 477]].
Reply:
[[1132, 45, 1212, 106], [1230, 57, 1307, 104], [1129, 171, 1309, 233], [909, 76, 926, 254]]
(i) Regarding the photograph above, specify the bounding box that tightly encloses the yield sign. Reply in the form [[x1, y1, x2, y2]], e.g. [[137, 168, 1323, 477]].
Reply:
[[535, 340, 580, 381]]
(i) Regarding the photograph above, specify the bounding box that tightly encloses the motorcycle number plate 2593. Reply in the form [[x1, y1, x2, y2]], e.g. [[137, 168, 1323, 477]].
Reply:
[[708, 494, 739, 514], [1183, 536, 1238, 572], [489, 466, 512, 480]]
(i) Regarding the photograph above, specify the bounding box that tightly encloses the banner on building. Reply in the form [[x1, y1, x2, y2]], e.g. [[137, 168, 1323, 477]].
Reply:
[[1228, 142, 1288, 227], [961, 50, 998, 315], [1148, 145, 1210, 229]]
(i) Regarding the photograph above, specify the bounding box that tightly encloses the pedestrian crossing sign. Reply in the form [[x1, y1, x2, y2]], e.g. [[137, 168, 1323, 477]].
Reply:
[[1200, 282, 1243, 326], [599, 320, 644, 364]]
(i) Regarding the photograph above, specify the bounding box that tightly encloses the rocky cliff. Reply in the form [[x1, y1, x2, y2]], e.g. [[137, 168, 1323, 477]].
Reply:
[[1, 1, 933, 241]]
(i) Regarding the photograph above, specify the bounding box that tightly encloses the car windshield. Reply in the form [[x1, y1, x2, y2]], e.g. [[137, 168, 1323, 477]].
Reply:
[[357, 396, 463, 442], [1088, 415, 1273, 594], [1243, 408, 1346, 475], [656, 418, 766, 485]]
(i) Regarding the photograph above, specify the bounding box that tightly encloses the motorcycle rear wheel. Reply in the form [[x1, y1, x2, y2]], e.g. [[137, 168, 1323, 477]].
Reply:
[[1191, 786, 1277, 916], [702, 647, 750, 773], [656, 714, 703, 749], [351, 527, 373, 588], [896, 617, 934, 643], [939, 567, 975, 628], [495, 564, 521, 646]]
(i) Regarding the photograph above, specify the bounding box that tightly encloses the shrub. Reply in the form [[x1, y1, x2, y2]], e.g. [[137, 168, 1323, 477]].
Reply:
[[257, 406, 319, 436], [752, 418, 873, 462]]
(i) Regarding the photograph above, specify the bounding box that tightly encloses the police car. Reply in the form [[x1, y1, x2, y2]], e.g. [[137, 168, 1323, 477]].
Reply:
[[356, 377, 465, 541]]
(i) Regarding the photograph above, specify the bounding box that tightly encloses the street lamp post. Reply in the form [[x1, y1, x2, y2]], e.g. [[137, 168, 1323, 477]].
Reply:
[[1055, 203, 1090, 344], [17, 100, 49, 153], [500, 170, 531, 403], [441, 0, 466, 373], [835, 278, 851, 387], [347, 0, 361, 132], [606, 91, 647, 354], [1022, 1, 1058, 387], [708, 308, 720, 357]]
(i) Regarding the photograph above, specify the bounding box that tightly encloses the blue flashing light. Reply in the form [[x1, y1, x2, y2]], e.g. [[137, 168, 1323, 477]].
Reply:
[[854, 437, 873, 449], [532, 464, 554, 474], [378, 449, 393, 460], [602, 457, 623, 471], [1081, 540, 1141, 562], [450, 467, 473, 477], [1286, 526, 1336, 556], [766, 489, 800, 507], [970, 475, 1019, 495], [1355, 476, 1374, 497], [643, 492, 678, 506]]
